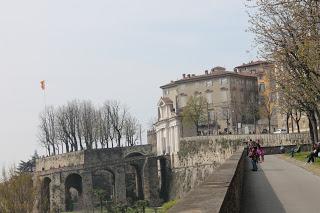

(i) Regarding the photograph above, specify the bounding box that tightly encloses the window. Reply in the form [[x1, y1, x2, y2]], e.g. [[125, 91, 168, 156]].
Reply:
[[206, 93, 213, 104], [220, 77, 228, 85], [163, 90, 169, 95], [222, 90, 228, 101], [179, 95, 188, 107], [259, 83, 265, 92]]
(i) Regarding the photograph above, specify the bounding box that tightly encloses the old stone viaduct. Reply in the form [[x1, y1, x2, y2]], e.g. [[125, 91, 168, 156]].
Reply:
[[34, 133, 310, 212], [34, 145, 170, 212]]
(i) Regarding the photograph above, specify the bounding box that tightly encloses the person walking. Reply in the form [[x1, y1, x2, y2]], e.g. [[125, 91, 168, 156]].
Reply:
[[257, 144, 265, 162], [249, 146, 259, 171], [307, 143, 320, 164]]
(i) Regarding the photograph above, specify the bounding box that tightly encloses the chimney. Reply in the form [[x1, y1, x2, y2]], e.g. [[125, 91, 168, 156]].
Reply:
[[187, 74, 191, 78], [205, 70, 208, 75], [182, 74, 186, 79]]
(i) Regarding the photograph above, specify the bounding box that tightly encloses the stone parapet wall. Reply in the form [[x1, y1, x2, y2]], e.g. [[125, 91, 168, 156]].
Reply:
[[35, 151, 85, 172], [168, 137, 242, 199], [167, 133, 310, 203], [219, 150, 246, 213], [184, 133, 310, 147], [262, 144, 312, 155], [34, 145, 159, 212], [35, 145, 153, 173], [168, 150, 246, 213]]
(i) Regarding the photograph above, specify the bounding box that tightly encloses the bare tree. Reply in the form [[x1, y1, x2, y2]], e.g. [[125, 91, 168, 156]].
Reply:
[[38, 99, 141, 154], [65, 101, 80, 151], [56, 106, 71, 153], [39, 107, 57, 155], [109, 101, 127, 147], [80, 101, 96, 149], [124, 115, 140, 146]]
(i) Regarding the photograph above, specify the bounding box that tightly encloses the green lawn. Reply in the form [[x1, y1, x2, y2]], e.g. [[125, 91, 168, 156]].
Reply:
[[289, 151, 320, 166]]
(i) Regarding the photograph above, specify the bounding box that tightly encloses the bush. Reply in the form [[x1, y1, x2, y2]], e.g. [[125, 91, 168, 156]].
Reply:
[[161, 200, 178, 212]]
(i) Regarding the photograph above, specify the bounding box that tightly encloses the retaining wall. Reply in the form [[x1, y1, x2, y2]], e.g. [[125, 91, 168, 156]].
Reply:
[[168, 137, 242, 200], [185, 133, 310, 146]]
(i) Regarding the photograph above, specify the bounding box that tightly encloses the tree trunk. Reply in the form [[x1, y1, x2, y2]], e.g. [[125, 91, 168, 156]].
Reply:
[[196, 124, 199, 136], [311, 114, 319, 143], [308, 111, 318, 143], [65, 142, 70, 153], [268, 116, 271, 133], [315, 108, 320, 138], [296, 121, 300, 133], [286, 113, 290, 133], [308, 117, 314, 143], [291, 114, 294, 133], [52, 144, 56, 155]]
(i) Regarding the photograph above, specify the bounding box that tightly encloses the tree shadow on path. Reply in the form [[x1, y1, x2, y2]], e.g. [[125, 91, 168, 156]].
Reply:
[[240, 157, 286, 213]]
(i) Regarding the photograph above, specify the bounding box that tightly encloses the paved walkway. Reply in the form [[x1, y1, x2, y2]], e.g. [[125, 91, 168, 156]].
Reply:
[[241, 155, 320, 213]]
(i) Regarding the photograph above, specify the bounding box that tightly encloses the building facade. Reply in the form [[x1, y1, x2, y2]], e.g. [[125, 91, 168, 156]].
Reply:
[[234, 61, 282, 132], [154, 66, 258, 155]]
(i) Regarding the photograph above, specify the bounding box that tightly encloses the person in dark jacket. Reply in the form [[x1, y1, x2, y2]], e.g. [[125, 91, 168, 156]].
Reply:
[[249, 146, 259, 171]]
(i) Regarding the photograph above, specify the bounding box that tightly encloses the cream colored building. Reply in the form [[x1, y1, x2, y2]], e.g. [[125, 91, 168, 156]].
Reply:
[[154, 66, 258, 155], [234, 61, 282, 132]]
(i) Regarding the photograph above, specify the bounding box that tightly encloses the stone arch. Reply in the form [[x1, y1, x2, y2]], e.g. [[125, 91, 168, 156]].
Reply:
[[125, 163, 144, 204], [125, 152, 144, 158], [92, 168, 116, 204], [40, 177, 51, 213], [65, 173, 83, 211]]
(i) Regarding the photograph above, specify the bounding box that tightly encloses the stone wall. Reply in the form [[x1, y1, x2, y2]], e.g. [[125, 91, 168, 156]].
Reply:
[[262, 144, 311, 155], [36, 151, 84, 172], [168, 149, 246, 213], [167, 137, 242, 199], [34, 145, 160, 212], [166, 133, 310, 202], [219, 150, 245, 213], [185, 133, 310, 147]]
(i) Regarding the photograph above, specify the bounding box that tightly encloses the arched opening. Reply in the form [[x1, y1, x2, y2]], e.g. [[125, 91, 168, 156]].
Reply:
[[125, 152, 144, 158], [65, 173, 83, 211], [125, 164, 144, 205], [159, 158, 169, 202], [40, 177, 51, 213], [92, 169, 115, 207]]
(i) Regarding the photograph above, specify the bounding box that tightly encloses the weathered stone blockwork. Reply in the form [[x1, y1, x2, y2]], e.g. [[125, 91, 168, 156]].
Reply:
[[168, 150, 246, 213], [184, 133, 309, 147], [34, 145, 161, 212], [167, 137, 242, 200]]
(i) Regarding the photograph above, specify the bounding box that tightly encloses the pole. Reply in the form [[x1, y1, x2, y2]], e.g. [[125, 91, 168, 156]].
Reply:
[[207, 102, 210, 135], [43, 88, 47, 110], [140, 124, 142, 145]]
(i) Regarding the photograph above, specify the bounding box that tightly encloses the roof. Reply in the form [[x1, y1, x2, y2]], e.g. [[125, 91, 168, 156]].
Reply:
[[160, 70, 257, 89], [158, 97, 173, 105], [234, 60, 272, 69]]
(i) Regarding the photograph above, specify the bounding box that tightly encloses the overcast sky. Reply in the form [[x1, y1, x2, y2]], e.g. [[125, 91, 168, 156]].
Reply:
[[0, 0, 256, 167]]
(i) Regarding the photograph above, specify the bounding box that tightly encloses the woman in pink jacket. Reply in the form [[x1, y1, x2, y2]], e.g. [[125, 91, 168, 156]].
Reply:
[[257, 144, 264, 162]]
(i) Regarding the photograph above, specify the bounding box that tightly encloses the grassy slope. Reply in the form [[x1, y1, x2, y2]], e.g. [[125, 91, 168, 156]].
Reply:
[[63, 200, 178, 213]]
